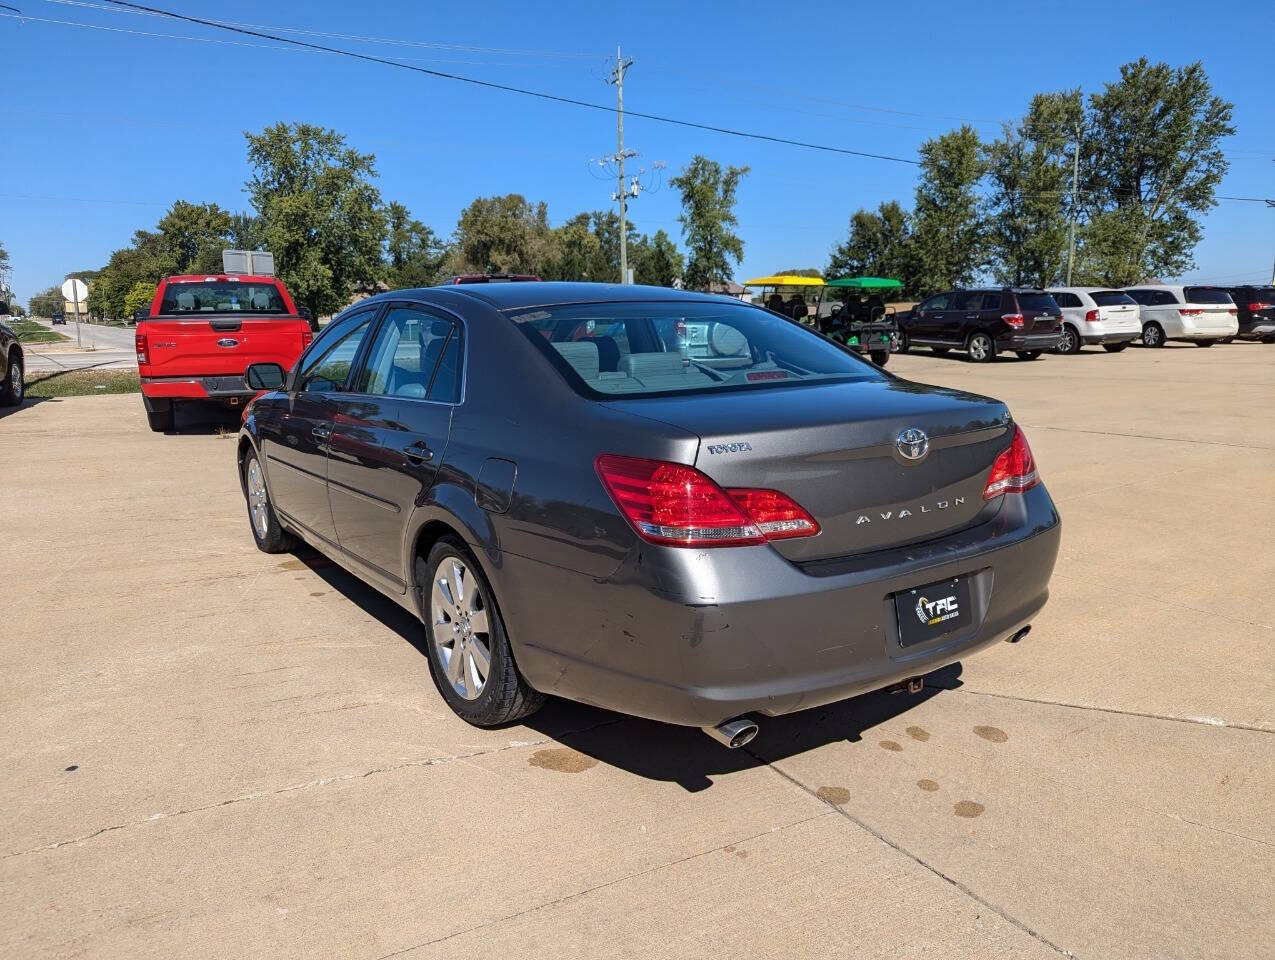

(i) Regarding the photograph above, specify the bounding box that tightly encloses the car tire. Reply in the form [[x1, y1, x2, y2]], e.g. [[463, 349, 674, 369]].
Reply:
[[1015, 350, 1042, 360], [870, 350, 889, 367], [1, 351, 23, 407], [1103, 343, 1130, 353], [1141, 323, 1165, 347], [1055, 325, 1081, 355], [417, 538, 544, 727], [931, 346, 950, 355], [242, 448, 297, 553], [966, 332, 995, 362], [1195, 340, 1216, 348], [144, 398, 174, 433], [893, 331, 908, 353]]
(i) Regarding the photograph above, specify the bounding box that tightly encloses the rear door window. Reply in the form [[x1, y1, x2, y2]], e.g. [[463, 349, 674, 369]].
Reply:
[[948, 292, 978, 311], [1183, 287, 1234, 305], [1051, 292, 1081, 308], [356, 305, 456, 399], [977, 293, 1003, 311]]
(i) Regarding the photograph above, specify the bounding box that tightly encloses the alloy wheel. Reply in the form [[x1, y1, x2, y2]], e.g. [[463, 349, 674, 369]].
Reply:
[[430, 557, 491, 701], [11, 363, 22, 401], [1142, 325, 1162, 347], [1057, 327, 1076, 354], [968, 334, 992, 361], [246, 458, 269, 541]]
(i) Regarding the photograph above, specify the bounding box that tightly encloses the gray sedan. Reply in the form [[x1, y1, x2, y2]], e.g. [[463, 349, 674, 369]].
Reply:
[[237, 284, 1060, 748]]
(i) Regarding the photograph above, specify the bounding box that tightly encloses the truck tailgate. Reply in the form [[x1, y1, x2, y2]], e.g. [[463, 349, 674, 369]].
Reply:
[[140, 317, 307, 377]]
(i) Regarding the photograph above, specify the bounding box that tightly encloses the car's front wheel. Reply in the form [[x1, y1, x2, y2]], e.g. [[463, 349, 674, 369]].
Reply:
[[1055, 325, 1081, 354], [1, 351, 24, 407], [243, 449, 296, 553], [418, 538, 544, 727]]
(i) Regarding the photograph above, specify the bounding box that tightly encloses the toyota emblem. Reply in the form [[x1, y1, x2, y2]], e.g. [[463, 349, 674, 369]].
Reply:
[[896, 427, 930, 462]]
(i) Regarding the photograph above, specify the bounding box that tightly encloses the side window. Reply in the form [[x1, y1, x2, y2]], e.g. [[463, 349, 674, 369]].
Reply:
[[1164, 290, 1183, 305], [949, 292, 976, 311], [427, 330, 462, 403], [356, 305, 455, 399], [979, 293, 1003, 311], [1052, 292, 1075, 308], [1126, 290, 1149, 305], [298, 317, 372, 393]]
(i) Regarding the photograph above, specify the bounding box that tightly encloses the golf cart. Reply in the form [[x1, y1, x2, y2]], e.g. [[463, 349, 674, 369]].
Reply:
[[744, 275, 826, 326], [823, 276, 903, 367]]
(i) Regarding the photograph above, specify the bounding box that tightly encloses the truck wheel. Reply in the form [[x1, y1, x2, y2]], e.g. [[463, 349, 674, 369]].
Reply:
[[416, 538, 544, 727], [243, 449, 297, 553], [870, 350, 889, 367], [1141, 323, 1165, 347], [144, 398, 173, 433], [1, 351, 23, 407]]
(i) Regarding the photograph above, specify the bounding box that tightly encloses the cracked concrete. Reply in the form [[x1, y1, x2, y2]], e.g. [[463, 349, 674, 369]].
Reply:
[[2, 343, 1272, 959]]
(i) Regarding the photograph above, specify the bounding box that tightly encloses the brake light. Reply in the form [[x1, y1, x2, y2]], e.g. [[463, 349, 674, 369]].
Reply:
[[1002, 313, 1024, 328], [983, 426, 1039, 500], [1247, 302, 1272, 312], [1180, 308, 1203, 317], [1084, 309, 1099, 323], [595, 454, 818, 547], [135, 331, 149, 365]]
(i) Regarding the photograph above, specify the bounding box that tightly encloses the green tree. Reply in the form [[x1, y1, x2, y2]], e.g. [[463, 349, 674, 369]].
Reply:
[[29, 286, 64, 318], [156, 201, 232, 274], [0, 240, 10, 284], [384, 201, 448, 288], [123, 280, 158, 318], [449, 194, 555, 276], [631, 229, 685, 288], [910, 126, 986, 294], [1076, 59, 1234, 285], [245, 123, 386, 317], [985, 91, 1083, 287], [227, 212, 262, 251], [88, 232, 168, 318], [670, 156, 750, 290], [826, 201, 915, 294], [546, 212, 603, 281]]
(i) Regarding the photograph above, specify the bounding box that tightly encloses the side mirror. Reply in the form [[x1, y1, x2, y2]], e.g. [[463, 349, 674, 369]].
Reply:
[[245, 362, 287, 391]]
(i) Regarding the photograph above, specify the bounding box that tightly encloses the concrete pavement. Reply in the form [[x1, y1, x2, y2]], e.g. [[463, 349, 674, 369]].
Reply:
[[0, 342, 1271, 959], [22, 319, 137, 371]]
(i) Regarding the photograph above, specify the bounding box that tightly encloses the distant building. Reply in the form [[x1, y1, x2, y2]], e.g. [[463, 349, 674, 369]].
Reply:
[[708, 281, 750, 302]]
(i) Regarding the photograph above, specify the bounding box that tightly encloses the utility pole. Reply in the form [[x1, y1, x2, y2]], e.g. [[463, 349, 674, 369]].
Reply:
[[1066, 122, 1081, 286], [607, 47, 635, 284]]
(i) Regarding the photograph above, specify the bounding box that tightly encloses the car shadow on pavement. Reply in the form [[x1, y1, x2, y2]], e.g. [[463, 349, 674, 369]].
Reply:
[[293, 544, 964, 792]]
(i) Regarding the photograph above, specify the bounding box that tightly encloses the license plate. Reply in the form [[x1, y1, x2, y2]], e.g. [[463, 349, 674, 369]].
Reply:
[[894, 575, 973, 647]]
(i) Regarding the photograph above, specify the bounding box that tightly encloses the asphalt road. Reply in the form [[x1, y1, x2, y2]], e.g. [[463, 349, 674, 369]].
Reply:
[[21, 319, 137, 371], [1, 341, 1271, 960]]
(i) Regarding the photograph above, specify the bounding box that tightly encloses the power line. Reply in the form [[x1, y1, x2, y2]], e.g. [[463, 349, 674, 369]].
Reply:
[[86, 0, 920, 165]]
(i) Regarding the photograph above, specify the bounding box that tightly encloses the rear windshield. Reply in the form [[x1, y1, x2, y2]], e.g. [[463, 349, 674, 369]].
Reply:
[[158, 281, 289, 315], [1017, 293, 1059, 312], [1090, 290, 1136, 307], [1183, 287, 1233, 305], [507, 301, 885, 398]]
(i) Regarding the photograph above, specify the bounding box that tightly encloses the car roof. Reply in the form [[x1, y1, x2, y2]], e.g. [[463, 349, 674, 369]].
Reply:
[[164, 274, 280, 284], [369, 281, 739, 312]]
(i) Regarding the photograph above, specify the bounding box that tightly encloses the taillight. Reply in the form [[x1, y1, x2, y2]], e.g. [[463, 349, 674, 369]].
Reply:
[[594, 454, 818, 547], [135, 331, 149, 365], [1180, 308, 1203, 317], [1002, 313, 1025, 328], [301, 331, 313, 349], [1247, 302, 1272, 312], [1084, 309, 1099, 323], [983, 426, 1039, 500]]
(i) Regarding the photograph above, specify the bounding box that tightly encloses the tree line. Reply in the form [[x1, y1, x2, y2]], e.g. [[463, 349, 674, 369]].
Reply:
[[829, 58, 1235, 296], [29, 122, 754, 320]]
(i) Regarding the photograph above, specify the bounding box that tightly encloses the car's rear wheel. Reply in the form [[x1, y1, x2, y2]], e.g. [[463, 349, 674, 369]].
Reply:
[[243, 449, 296, 553], [1016, 350, 1042, 360], [966, 332, 995, 362], [418, 538, 544, 727], [1055, 325, 1080, 354], [1103, 343, 1129, 353], [1, 351, 24, 407], [1141, 323, 1165, 347]]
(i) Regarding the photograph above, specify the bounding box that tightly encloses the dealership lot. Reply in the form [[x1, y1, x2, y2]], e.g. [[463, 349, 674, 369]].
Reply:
[[1, 343, 1271, 959]]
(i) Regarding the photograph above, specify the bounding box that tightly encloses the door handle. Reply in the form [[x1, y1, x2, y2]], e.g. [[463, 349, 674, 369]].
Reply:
[[964, 314, 979, 319], [402, 440, 434, 463], [312, 424, 332, 440]]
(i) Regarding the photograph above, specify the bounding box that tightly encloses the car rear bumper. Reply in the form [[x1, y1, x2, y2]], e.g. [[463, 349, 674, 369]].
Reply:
[[504, 484, 1061, 728], [1238, 319, 1275, 338], [1081, 329, 1140, 344], [140, 375, 253, 401], [996, 331, 1062, 351]]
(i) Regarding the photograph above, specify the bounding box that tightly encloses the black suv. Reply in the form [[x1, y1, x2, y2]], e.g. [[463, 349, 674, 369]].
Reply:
[[899, 288, 1062, 362], [1, 316, 24, 407], [1222, 285, 1275, 342]]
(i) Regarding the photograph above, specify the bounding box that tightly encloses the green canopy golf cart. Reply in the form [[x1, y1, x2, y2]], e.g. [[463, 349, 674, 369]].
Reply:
[[824, 276, 904, 366]]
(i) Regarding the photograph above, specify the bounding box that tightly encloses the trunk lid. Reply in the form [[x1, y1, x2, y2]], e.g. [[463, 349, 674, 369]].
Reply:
[[138, 316, 308, 378], [603, 380, 1012, 562], [1015, 293, 1061, 333]]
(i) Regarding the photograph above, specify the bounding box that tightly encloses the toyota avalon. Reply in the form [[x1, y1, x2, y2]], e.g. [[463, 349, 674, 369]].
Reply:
[[237, 284, 1060, 747]]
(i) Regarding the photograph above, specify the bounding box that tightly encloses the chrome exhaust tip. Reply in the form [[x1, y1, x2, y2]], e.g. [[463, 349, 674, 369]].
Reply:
[[703, 717, 759, 749], [1007, 625, 1032, 644]]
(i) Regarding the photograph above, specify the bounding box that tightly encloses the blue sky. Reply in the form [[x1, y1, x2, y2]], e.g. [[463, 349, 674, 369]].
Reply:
[[2, 0, 1272, 303]]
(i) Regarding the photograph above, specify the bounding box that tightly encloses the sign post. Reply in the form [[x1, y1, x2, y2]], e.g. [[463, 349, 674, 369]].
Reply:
[[61, 277, 89, 349]]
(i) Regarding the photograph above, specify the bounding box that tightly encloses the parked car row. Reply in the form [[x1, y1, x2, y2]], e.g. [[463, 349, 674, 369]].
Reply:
[[896, 283, 1269, 362]]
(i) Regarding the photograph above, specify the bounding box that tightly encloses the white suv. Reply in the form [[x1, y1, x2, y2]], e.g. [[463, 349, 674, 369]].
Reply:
[[1046, 288, 1142, 354], [1123, 285, 1239, 347]]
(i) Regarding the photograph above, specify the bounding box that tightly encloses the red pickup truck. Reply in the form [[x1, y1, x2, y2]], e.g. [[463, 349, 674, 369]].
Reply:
[[136, 274, 312, 432]]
